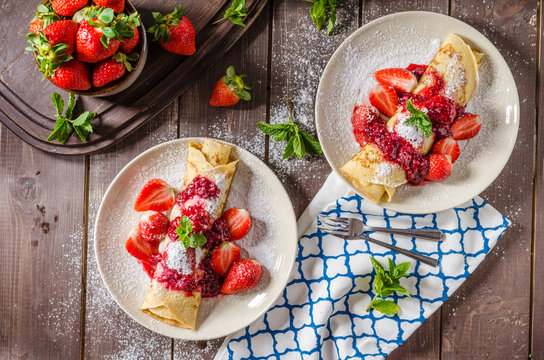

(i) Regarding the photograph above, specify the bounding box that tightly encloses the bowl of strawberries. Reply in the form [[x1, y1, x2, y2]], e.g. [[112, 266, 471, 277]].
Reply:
[[26, 0, 147, 96]]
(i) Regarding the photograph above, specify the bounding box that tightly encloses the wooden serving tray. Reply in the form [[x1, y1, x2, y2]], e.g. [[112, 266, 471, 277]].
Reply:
[[0, 0, 267, 155]]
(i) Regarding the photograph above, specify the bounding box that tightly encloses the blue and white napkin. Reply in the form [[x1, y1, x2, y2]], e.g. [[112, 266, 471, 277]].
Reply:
[[215, 173, 510, 360]]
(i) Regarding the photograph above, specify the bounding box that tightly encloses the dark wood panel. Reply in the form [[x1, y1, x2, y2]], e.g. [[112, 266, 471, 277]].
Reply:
[[441, 0, 537, 359], [0, 125, 85, 359], [83, 102, 179, 358]]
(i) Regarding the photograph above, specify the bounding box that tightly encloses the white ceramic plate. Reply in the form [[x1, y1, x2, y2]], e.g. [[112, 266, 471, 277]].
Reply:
[[94, 138, 297, 340], [315, 11, 519, 214]]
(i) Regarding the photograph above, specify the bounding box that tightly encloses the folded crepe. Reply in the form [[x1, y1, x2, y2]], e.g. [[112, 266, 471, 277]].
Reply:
[[140, 138, 237, 329], [341, 33, 483, 204]]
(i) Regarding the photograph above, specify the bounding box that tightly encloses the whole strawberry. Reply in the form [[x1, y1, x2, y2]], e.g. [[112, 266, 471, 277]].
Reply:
[[26, 31, 73, 78], [73, 6, 101, 23], [119, 24, 139, 53], [209, 66, 252, 107], [51, 59, 92, 90], [94, 0, 125, 13], [76, 8, 123, 63], [52, 0, 88, 17], [117, 12, 141, 54], [221, 259, 262, 295], [92, 51, 139, 88], [148, 5, 195, 55], [29, 3, 61, 34], [42, 20, 79, 55]]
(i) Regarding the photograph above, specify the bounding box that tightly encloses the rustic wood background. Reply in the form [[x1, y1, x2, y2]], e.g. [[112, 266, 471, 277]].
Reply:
[[0, 0, 541, 359]]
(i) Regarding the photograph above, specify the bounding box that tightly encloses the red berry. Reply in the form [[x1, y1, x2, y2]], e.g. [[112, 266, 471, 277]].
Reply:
[[209, 79, 240, 107], [222, 208, 251, 240], [369, 85, 398, 117], [50, 59, 92, 90], [433, 137, 460, 163], [351, 105, 380, 147], [125, 227, 159, 262], [374, 68, 417, 92], [406, 63, 428, 79], [134, 179, 175, 212], [221, 259, 262, 295], [211, 242, 241, 277], [43, 20, 79, 55], [52, 0, 88, 17], [138, 212, 169, 245], [94, 0, 125, 13], [76, 19, 120, 63], [119, 25, 139, 53], [451, 113, 482, 140], [424, 153, 452, 182]]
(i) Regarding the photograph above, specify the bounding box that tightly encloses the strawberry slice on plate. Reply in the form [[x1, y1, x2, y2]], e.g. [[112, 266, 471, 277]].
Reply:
[[222, 208, 251, 240], [451, 113, 481, 140], [406, 63, 428, 79], [134, 179, 175, 212], [125, 227, 159, 262], [374, 68, 418, 92], [424, 154, 452, 182], [369, 85, 398, 117], [211, 242, 241, 277], [221, 259, 262, 294], [433, 137, 460, 163]]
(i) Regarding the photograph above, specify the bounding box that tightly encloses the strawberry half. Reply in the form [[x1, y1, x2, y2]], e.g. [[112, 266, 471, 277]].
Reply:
[[451, 113, 481, 140], [351, 105, 380, 147], [138, 211, 169, 245], [209, 66, 252, 107], [369, 84, 398, 117], [374, 68, 418, 92], [148, 6, 195, 56], [433, 137, 460, 163], [211, 242, 241, 277], [125, 227, 159, 262], [134, 179, 175, 212], [222, 208, 251, 240], [221, 259, 262, 295], [424, 154, 452, 182]]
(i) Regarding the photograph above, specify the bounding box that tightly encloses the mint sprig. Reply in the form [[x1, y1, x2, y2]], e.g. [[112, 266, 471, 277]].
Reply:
[[404, 98, 432, 138], [307, 0, 337, 35], [366, 257, 411, 316], [175, 216, 208, 250], [214, 0, 248, 27], [46, 93, 95, 144], [257, 96, 323, 159]]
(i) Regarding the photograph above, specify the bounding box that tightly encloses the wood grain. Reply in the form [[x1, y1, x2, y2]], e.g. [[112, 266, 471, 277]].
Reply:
[[0, 124, 85, 359], [441, 0, 537, 359]]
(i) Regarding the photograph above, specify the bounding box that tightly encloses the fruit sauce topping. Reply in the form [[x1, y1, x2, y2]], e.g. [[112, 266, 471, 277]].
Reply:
[[196, 257, 224, 297], [177, 175, 220, 205], [175, 175, 221, 232], [154, 258, 197, 294], [203, 217, 231, 250]]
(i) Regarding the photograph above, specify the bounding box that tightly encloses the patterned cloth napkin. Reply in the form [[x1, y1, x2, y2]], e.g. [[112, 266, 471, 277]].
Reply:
[[215, 173, 510, 360]]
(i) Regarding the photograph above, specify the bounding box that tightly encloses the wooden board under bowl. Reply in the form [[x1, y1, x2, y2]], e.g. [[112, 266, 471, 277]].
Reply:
[[0, 0, 268, 155]]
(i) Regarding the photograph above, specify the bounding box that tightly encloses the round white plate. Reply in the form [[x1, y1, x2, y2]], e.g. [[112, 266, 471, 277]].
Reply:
[[94, 138, 298, 340], [315, 11, 519, 214]]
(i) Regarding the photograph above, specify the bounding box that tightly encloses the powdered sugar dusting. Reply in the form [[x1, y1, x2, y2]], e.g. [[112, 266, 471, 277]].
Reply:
[[395, 111, 425, 148], [166, 241, 192, 274]]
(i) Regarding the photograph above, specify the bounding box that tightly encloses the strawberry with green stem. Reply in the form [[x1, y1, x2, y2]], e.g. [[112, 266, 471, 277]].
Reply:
[[148, 5, 195, 55], [117, 12, 141, 53], [209, 65, 251, 107], [52, 0, 88, 17], [92, 51, 139, 88], [29, 3, 61, 35], [47, 92, 95, 143], [26, 30, 74, 79]]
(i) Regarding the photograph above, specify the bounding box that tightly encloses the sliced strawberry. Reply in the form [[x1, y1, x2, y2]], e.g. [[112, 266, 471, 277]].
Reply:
[[374, 68, 417, 92], [211, 242, 241, 277], [406, 63, 428, 79], [125, 227, 159, 262], [433, 137, 460, 163], [424, 154, 452, 182], [369, 85, 398, 117], [222, 208, 251, 240], [134, 179, 175, 212], [138, 211, 169, 244], [451, 113, 481, 140], [221, 259, 262, 295], [351, 105, 380, 146]]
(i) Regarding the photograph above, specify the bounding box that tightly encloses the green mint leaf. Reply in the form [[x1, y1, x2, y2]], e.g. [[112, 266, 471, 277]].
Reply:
[[386, 283, 411, 296], [65, 93, 76, 119], [293, 132, 305, 159], [368, 299, 400, 316], [282, 136, 295, 159], [404, 99, 432, 138], [393, 262, 411, 279], [370, 257, 386, 278], [327, 0, 336, 35], [310, 0, 326, 30], [221, 0, 248, 27], [72, 111, 95, 141], [189, 233, 207, 248], [46, 117, 70, 143], [256, 122, 291, 136], [299, 129, 323, 155], [51, 92, 64, 117], [273, 129, 291, 142]]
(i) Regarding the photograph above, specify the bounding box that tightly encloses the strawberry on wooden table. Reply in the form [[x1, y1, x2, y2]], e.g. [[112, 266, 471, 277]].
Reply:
[[148, 5, 195, 55], [369, 84, 398, 117], [138, 211, 169, 245], [92, 51, 139, 87], [221, 259, 262, 294], [374, 68, 418, 92], [433, 137, 460, 163], [52, 0, 88, 17], [134, 179, 175, 212], [211, 242, 241, 277], [451, 113, 481, 140], [76, 8, 125, 63], [125, 227, 159, 262], [424, 153, 452, 182], [94, 0, 125, 13], [209, 66, 252, 107], [222, 208, 251, 240], [29, 3, 61, 34]]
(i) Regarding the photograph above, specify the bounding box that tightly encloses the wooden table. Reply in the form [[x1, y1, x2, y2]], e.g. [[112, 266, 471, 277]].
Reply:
[[1, 0, 541, 359]]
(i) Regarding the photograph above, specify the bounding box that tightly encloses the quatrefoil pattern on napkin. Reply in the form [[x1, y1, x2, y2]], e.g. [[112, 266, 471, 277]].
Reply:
[[220, 195, 509, 360]]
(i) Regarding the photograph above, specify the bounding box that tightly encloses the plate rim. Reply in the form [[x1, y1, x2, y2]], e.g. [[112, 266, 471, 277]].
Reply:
[[315, 11, 520, 214], [94, 137, 298, 340]]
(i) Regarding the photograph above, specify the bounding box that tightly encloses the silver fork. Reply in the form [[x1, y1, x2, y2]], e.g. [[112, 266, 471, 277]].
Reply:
[[320, 216, 444, 241], [317, 216, 439, 267]]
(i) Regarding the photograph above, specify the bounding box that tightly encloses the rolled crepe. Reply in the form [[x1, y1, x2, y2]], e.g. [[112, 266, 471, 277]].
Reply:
[[341, 33, 483, 203], [140, 138, 237, 330]]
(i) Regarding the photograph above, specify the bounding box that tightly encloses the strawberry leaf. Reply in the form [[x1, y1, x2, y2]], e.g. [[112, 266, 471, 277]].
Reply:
[[98, 7, 114, 23]]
